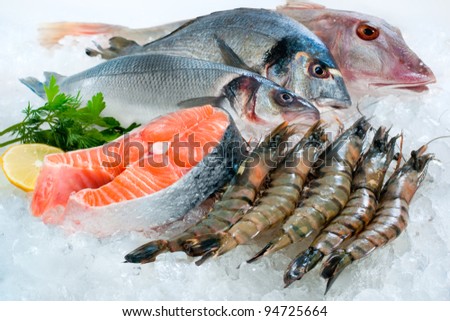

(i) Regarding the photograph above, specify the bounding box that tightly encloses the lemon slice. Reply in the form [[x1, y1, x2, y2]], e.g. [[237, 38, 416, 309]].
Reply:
[[0, 144, 63, 192]]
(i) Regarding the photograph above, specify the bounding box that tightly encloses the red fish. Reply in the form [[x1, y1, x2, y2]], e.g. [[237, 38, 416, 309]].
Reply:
[[278, 1, 436, 94]]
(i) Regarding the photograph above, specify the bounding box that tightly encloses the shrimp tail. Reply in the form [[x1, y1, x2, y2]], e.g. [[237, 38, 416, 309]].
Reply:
[[215, 233, 239, 256], [193, 233, 240, 266], [320, 250, 353, 294], [124, 240, 169, 264], [247, 234, 292, 263], [183, 234, 222, 257], [284, 247, 324, 288]]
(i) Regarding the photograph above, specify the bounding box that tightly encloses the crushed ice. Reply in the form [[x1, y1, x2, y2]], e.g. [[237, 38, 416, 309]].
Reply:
[[0, 0, 449, 300]]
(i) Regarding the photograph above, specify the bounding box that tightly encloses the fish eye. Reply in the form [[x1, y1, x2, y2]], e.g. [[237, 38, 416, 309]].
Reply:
[[356, 23, 380, 41], [275, 91, 295, 106], [308, 62, 330, 79]]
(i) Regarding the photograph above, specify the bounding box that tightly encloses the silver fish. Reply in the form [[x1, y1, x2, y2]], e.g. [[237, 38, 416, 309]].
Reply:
[[83, 8, 351, 109], [20, 54, 320, 132], [41, 3, 435, 95]]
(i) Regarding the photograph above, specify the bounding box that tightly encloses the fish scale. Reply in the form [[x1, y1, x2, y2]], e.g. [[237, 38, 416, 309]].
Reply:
[[21, 54, 320, 133]]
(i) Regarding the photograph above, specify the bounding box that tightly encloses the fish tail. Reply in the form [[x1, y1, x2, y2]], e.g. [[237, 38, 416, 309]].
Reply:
[[19, 77, 46, 99], [38, 22, 123, 47], [20, 72, 67, 99]]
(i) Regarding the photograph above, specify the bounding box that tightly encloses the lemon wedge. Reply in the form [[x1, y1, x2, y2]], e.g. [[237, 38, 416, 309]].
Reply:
[[0, 144, 63, 192]]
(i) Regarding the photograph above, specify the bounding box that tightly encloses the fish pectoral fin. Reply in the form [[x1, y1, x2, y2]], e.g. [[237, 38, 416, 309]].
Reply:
[[177, 96, 226, 109], [213, 34, 257, 73], [86, 36, 141, 60]]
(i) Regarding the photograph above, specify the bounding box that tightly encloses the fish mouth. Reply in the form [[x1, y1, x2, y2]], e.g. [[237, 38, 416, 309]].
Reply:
[[370, 81, 433, 93], [314, 97, 352, 109], [370, 73, 437, 92], [281, 107, 320, 125]]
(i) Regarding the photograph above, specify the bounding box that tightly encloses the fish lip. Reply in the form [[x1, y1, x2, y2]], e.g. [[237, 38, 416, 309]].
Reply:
[[282, 109, 320, 124], [314, 97, 352, 109], [281, 99, 321, 123], [370, 77, 437, 90]]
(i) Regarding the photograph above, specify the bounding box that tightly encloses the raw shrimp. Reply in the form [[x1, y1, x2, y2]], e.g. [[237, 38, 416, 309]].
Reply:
[[248, 117, 370, 263], [124, 122, 293, 263], [284, 126, 398, 287], [191, 122, 327, 263], [321, 145, 434, 293]]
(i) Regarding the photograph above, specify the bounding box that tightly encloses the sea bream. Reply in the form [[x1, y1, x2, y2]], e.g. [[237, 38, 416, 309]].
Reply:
[[20, 54, 320, 135], [40, 8, 351, 109], [32, 105, 246, 236], [39, 2, 435, 95]]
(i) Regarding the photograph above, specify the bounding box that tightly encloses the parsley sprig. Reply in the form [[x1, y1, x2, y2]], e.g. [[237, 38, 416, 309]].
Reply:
[[0, 77, 140, 151]]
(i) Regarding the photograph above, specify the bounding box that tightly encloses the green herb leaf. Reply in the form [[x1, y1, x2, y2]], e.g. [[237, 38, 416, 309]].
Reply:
[[0, 76, 141, 151]]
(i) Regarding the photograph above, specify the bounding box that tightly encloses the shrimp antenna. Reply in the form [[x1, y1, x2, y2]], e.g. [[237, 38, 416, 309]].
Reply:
[[356, 102, 364, 117], [412, 134, 450, 158], [424, 135, 450, 146]]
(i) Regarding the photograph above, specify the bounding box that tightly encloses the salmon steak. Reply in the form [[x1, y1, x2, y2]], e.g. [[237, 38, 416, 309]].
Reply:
[[31, 105, 245, 235]]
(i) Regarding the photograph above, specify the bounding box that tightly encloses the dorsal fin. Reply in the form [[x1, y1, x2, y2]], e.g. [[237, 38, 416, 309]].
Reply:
[[284, 1, 326, 9]]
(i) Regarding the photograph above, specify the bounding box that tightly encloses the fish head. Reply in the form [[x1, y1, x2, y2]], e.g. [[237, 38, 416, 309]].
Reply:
[[264, 36, 352, 109], [224, 75, 320, 128], [295, 9, 436, 92], [275, 51, 352, 109]]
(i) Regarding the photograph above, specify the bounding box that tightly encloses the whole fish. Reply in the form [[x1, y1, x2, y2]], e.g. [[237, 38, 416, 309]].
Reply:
[[43, 8, 351, 109], [20, 54, 320, 134], [278, 1, 435, 94], [40, 2, 435, 94]]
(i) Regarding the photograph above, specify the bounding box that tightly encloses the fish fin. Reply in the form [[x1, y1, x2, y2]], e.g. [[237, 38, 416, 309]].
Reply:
[[38, 22, 124, 48], [43, 71, 67, 84], [86, 36, 141, 59], [283, 1, 326, 9], [20, 71, 67, 99], [177, 96, 226, 108], [214, 35, 257, 73], [19, 77, 46, 99], [148, 18, 198, 44]]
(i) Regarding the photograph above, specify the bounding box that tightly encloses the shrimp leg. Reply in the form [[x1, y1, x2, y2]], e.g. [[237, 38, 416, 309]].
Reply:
[[284, 127, 398, 287], [125, 122, 293, 263], [191, 122, 327, 263], [321, 146, 434, 293], [248, 117, 370, 263]]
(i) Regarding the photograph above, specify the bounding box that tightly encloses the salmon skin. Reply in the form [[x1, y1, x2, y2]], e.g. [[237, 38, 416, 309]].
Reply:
[[31, 105, 246, 236], [20, 54, 320, 134], [50, 8, 351, 109]]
